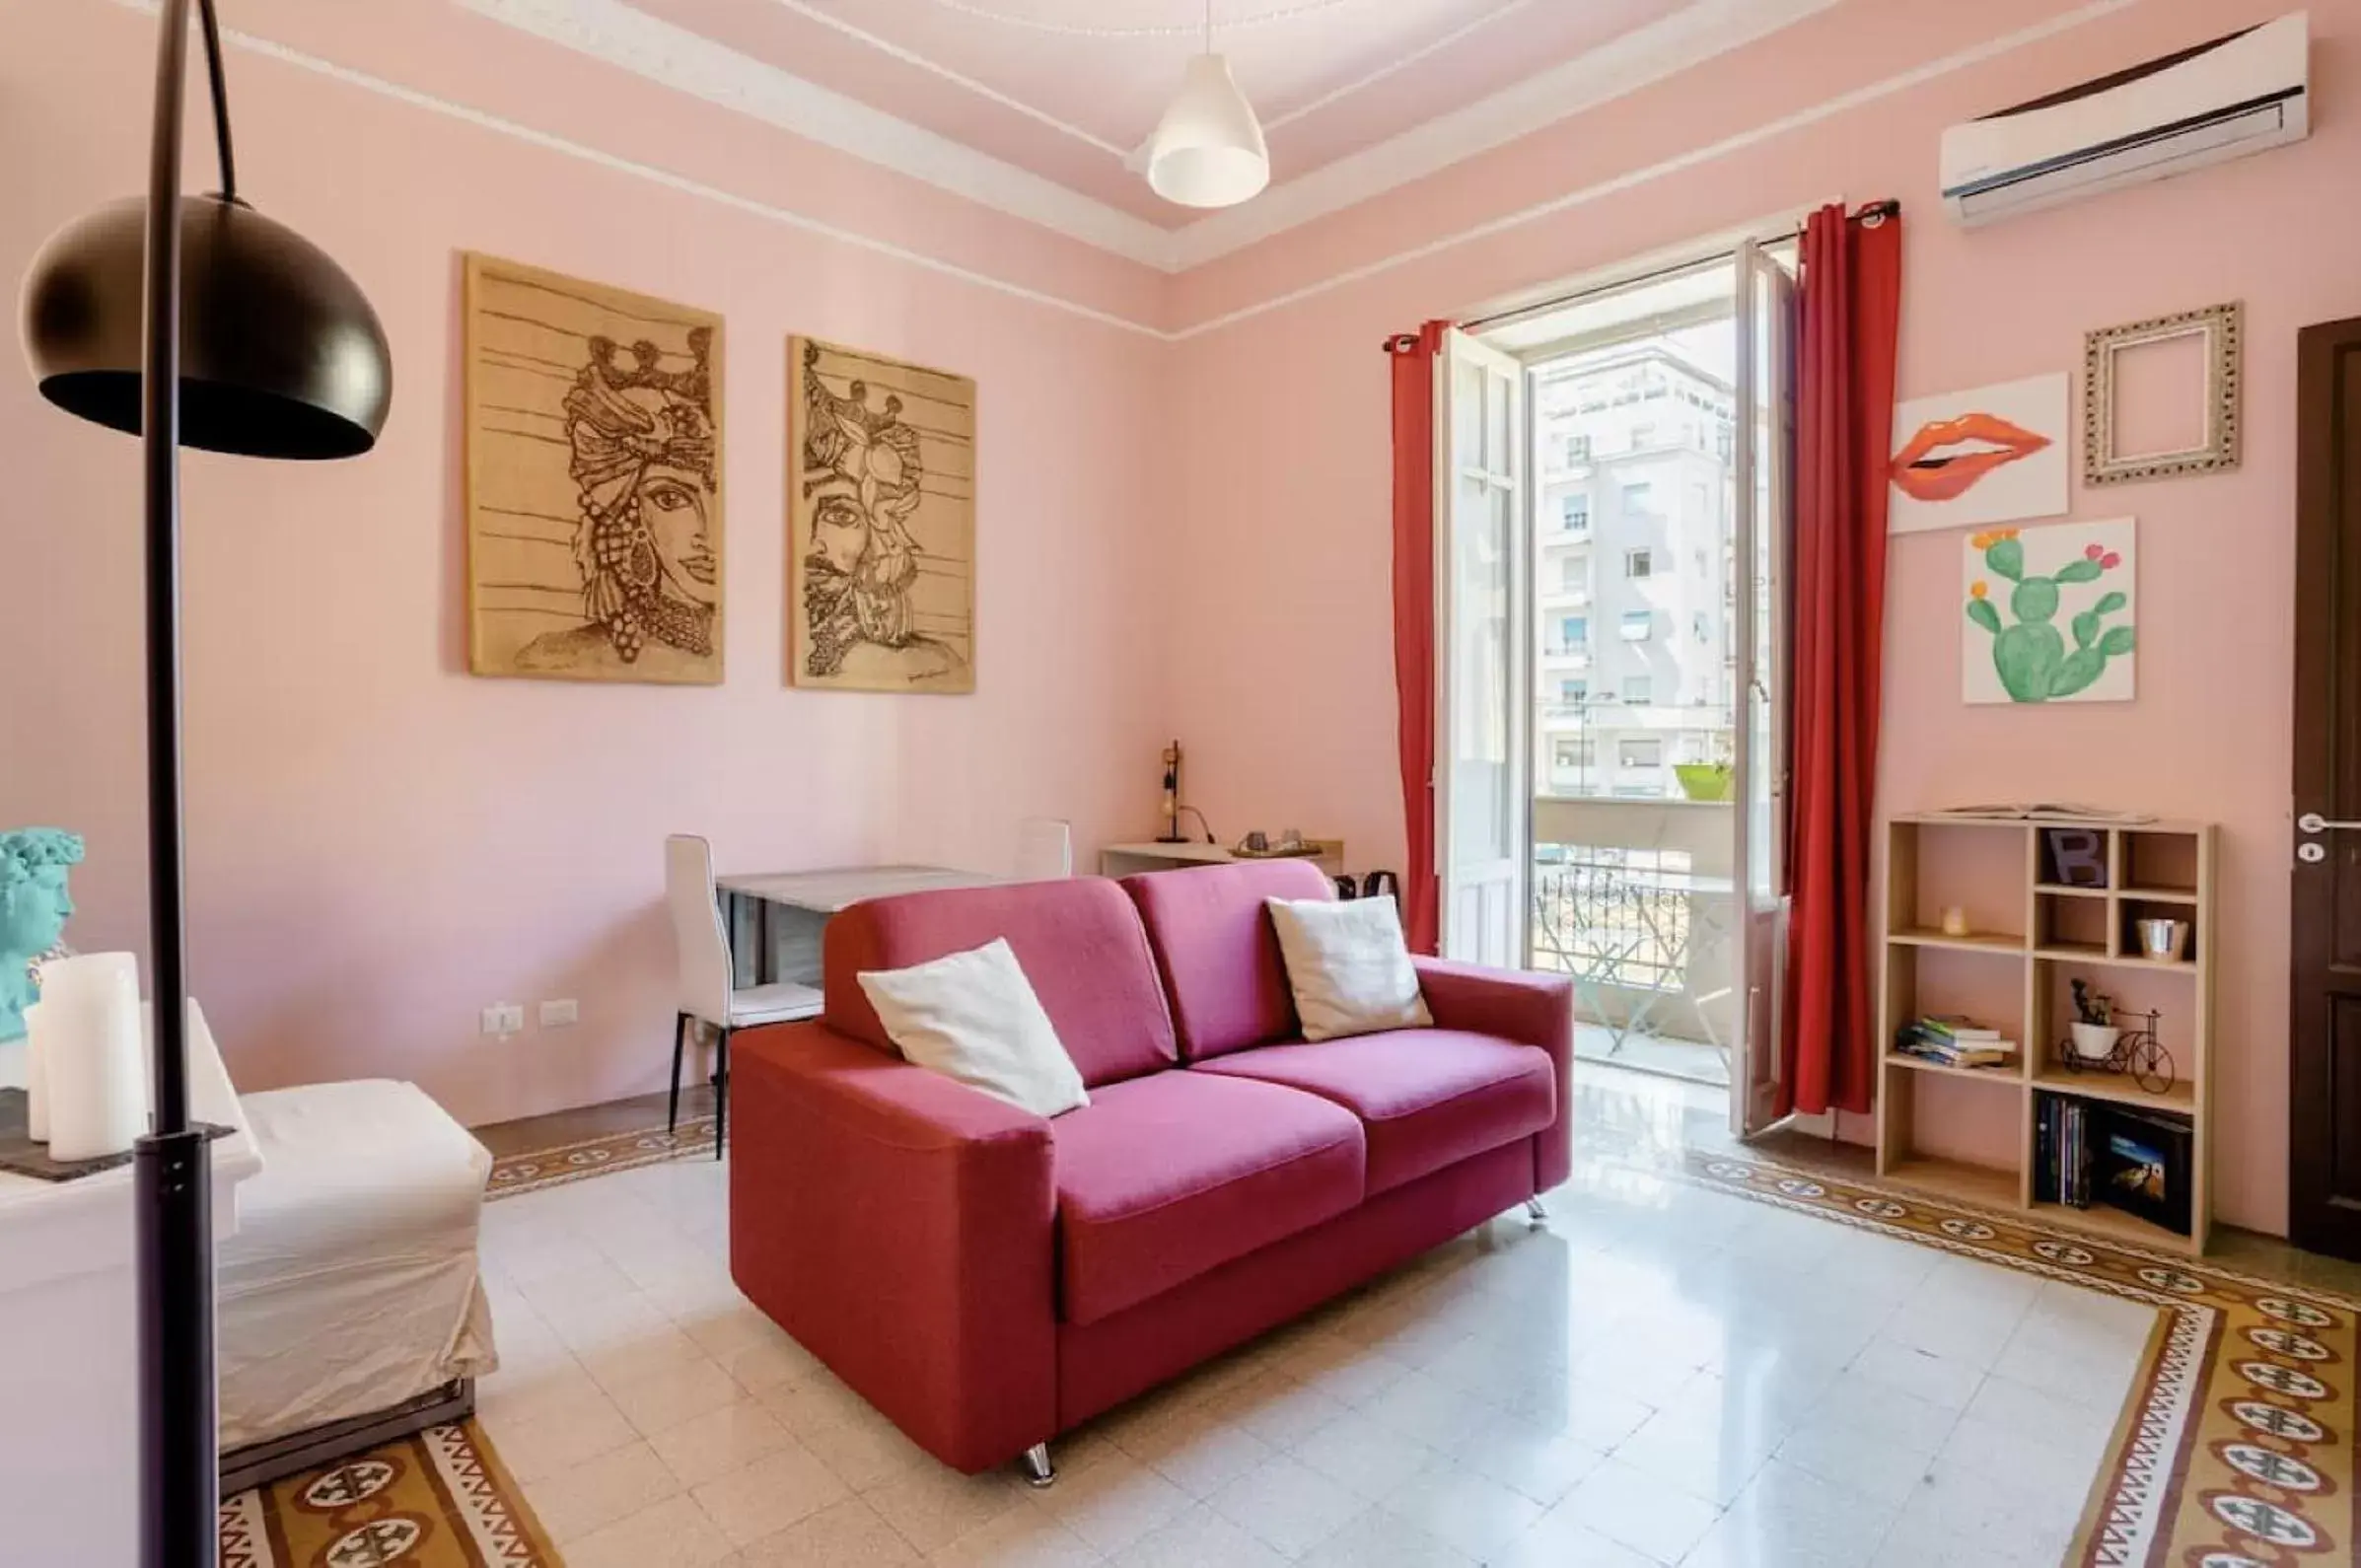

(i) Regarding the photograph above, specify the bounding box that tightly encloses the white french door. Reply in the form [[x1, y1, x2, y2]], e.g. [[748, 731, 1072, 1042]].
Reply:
[[1434, 328, 1530, 966], [1730, 240, 1797, 1138]]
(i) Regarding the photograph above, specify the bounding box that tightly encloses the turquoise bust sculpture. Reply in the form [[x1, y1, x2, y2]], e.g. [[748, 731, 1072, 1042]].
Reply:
[[0, 828, 84, 1041]]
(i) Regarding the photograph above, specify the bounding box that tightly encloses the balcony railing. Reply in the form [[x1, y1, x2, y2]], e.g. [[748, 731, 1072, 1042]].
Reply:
[[1528, 798, 1736, 1083]]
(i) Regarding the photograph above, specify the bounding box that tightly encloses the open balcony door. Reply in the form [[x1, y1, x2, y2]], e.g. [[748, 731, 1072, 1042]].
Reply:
[[1435, 328, 1530, 967], [1731, 242, 1797, 1138]]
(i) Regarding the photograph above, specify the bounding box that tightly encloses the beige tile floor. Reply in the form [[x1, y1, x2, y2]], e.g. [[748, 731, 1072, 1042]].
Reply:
[[475, 1066, 2157, 1567]]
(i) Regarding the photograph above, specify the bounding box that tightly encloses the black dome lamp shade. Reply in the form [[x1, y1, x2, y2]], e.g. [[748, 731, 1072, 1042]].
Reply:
[[15, 1, 390, 1564], [24, 192, 392, 459]]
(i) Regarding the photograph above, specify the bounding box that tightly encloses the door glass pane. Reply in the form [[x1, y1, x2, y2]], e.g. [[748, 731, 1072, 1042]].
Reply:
[[1745, 265, 1791, 905], [1454, 473, 1511, 861]]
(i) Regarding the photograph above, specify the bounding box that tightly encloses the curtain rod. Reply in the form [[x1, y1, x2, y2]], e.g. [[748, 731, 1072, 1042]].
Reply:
[[1388, 199, 1898, 349]]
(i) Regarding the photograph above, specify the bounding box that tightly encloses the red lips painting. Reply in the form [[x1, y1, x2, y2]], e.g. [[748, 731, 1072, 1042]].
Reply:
[[1888, 373, 2070, 535]]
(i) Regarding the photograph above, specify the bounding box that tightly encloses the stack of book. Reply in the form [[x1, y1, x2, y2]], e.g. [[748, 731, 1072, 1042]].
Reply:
[[1894, 1016, 2015, 1069], [2038, 1095, 2093, 1208]]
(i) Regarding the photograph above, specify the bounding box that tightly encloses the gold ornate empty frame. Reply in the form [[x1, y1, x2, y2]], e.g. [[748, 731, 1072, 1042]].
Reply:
[[2082, 301, 2241, 486]]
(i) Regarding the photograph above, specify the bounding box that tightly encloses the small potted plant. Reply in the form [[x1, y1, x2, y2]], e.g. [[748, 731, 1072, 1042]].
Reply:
[[2068, 979, 2118, 1063], [1676, 733, 1736, 803]]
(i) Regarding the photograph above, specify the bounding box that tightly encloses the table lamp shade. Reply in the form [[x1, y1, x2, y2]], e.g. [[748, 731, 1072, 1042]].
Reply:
[[21, 193, 392, 459]]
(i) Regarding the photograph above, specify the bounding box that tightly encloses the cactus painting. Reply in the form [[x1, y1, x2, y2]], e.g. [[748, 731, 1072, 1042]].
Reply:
[[1962, 518, 2137, 704]]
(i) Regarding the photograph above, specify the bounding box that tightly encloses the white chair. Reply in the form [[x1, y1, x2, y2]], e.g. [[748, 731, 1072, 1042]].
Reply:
[[666, 834, 823, 1156], [1014, 818, 1074, 881]]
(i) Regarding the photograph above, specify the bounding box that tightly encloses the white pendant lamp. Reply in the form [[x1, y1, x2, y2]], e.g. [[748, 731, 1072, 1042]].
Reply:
[[1147, 2, 1269, 208]]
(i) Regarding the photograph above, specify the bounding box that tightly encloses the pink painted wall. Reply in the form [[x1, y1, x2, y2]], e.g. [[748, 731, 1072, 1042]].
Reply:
[[1166, 0, 2356, 1235], [5, 0, 2344, 1237], [0, 0, 1174, 1126]]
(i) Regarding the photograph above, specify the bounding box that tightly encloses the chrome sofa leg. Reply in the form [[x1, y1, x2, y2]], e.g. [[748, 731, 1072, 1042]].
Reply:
[[1019, 1443, 1056, 1488], [1524, 1196, 1549, 1226]]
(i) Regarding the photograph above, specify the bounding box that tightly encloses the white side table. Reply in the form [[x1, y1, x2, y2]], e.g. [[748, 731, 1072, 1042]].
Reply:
[[0, 1002, 263, 1568]]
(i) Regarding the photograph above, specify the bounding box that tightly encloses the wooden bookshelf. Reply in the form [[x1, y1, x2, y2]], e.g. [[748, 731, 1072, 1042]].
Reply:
[[1874, 814, 2214, 1255]]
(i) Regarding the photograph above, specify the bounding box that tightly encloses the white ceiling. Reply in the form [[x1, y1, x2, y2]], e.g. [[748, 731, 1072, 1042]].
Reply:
[[462, 0, 1840, 270]]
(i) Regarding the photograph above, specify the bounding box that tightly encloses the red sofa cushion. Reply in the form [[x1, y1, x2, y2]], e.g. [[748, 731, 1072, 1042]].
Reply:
[[1195, 1030, 1556, 1194], [1121, 859, 1335, 1061], [823, 879, 1178, 1089], [1051, 1071, 1365, 1325]]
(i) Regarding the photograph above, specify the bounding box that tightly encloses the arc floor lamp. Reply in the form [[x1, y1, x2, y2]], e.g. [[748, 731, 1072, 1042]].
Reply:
[[18, 0, 391, 1561]]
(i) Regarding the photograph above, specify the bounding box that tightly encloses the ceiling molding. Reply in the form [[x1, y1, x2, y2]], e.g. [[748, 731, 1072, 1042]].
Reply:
[[1166, 0, 1842, 267], [765, 0, 1130, 158], [459, 0, 1847, 277], [1169, 0, 2140, 338], [458, 0, 1183, 268], [115, 0, 1169, 335], [106, 0, 2141, 345]]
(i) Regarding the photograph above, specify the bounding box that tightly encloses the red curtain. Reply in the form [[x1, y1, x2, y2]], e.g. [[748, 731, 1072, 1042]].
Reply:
[[1389, 322, 1450, 955], [1781, 204, 1902, 1119]]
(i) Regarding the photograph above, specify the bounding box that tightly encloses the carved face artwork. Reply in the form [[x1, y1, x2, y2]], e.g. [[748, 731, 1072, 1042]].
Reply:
[[798, 359, 933, 677], [641, 463, 718, 610], [787, 337, 973, 693], [562, 330, 720, 663]]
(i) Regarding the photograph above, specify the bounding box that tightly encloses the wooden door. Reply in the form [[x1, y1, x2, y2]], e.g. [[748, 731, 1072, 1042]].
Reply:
[[2292, 316, 2361, 1258]]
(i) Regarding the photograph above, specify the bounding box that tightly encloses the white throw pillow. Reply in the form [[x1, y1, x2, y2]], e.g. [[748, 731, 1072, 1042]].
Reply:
[[857, 939, 1089, 1118], [1265, 896, 1434, 1042]]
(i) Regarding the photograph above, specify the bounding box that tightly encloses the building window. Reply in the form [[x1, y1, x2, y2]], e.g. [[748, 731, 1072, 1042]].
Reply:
[[1621, 482, 1654, 517], [1619, 739, 1664, 767], [1559, 555, 1586, 592], [1563, 434, 1591, 465], [1558, 677, 1588, 705], [1560, 494, 1590, 533], [1624, 676, 1653, 705], [1553, 739, 1595, 769], [1629, 422, 1655, 450], [1555, 614, 1588, 653], [1624, 548, 1653, 579], [1693, 611, 1711, 642], [1620, 610, 1653, 642]]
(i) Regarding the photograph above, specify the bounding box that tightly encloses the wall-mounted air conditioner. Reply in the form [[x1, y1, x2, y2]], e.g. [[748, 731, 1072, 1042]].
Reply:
[[1940, 13, 2308, 226]]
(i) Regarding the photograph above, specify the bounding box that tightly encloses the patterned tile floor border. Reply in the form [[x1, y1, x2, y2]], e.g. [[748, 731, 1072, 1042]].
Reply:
[[220, 1420, 555, 1567], [485, 1115, 716, 1198], [1676, 1148, 2359, 1568]]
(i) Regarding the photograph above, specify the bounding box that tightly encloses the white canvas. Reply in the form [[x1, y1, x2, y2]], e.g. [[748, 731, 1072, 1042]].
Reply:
[[1891, 373, 2072, 535], [1963, 519, 2136, 705]]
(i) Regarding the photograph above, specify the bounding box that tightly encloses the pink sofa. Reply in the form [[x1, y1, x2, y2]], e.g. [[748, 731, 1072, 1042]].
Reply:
[[728, 858, 1572, 1480]]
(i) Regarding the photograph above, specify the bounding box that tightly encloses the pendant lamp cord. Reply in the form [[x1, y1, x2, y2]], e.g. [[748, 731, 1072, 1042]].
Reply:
[[195, 0, 237, 202]]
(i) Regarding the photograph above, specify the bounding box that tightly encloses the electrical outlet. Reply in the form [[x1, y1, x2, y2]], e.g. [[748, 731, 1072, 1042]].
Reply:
[[538, 998, 579, 1028], [480, 1003, 525, 1037]]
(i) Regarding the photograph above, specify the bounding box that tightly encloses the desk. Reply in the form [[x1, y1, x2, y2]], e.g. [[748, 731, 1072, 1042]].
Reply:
[[1101, 841, 1346, 880], [0, 1002, 263, 1568], [718, 865, 1001, 986]]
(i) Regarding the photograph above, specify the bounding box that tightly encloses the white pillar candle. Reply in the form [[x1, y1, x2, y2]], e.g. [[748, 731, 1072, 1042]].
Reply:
[[23, 1000, 50, 1142], [38, 954, 147, 1163]]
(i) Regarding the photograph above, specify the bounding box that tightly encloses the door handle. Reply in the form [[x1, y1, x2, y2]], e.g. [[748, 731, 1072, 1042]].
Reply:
[[2298, 813, 2361, 834]]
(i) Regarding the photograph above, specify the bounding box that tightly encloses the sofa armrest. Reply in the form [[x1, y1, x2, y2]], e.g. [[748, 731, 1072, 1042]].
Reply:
[[1414, 958, 1575, 1190], [729, 1021, 1056, 1472]]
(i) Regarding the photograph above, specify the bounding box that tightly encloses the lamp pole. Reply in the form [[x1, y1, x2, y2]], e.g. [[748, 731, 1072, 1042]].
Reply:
[[136, 1, 219, 1561]]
